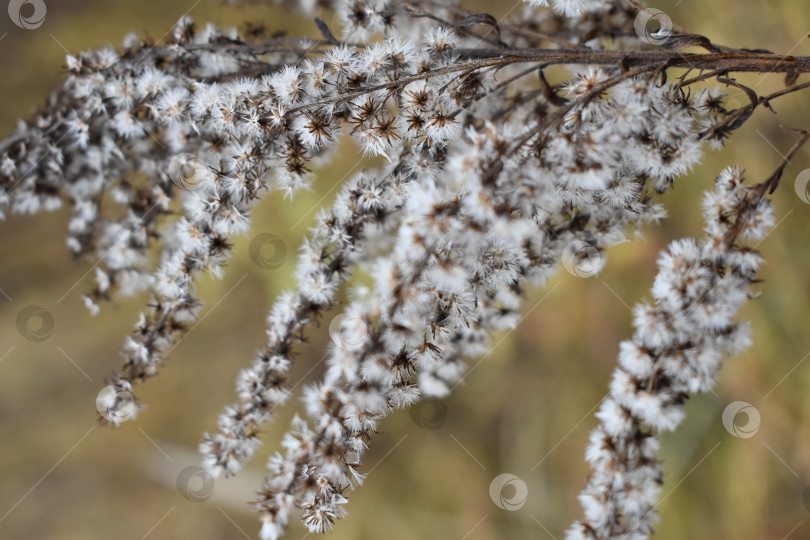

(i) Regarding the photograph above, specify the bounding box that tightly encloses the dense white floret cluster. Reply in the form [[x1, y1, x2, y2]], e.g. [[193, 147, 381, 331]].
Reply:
[[567, 167, 771, 539], [523, 0, 611, 18]]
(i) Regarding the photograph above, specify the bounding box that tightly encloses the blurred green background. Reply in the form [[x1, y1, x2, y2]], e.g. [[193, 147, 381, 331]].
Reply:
[[0, 1, 809, 539]]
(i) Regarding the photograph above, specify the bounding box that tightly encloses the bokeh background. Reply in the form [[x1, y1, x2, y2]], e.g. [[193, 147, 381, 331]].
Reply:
[[1, 1, 809, 539]]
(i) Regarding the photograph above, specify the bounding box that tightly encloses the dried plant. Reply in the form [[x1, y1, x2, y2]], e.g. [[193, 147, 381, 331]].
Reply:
[[1, 0, 808, 538]]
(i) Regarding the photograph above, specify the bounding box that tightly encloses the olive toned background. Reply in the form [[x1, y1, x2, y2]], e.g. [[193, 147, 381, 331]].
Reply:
[[0, 1, 808, 539]]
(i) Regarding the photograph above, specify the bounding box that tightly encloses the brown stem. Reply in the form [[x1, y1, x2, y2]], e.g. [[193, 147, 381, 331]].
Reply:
[[454, 48, 810, 73], [284, 48, 810, 120], [721, 128, 810, 245]]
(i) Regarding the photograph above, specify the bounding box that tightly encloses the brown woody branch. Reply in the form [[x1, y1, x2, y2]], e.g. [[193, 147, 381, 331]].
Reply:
[[455, 48, 810, 74]]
